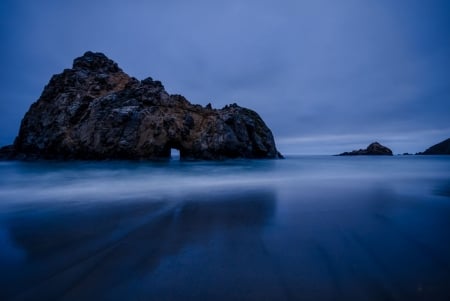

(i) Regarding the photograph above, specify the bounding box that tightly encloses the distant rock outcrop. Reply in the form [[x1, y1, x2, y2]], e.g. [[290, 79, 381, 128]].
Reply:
[[338, 142, 393, 156], [418, 138, 450, 155], [0, 51, 282, 160]]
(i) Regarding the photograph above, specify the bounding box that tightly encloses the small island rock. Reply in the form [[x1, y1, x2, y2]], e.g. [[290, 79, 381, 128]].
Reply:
[[338, 142, 393, 156]]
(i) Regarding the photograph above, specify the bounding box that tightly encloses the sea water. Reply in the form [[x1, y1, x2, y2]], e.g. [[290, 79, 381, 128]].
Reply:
[[0, 156, 449, 300]]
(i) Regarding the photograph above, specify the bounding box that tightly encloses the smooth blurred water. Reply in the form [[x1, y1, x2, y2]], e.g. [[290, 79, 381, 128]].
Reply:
[[0, 156, 449, 300]]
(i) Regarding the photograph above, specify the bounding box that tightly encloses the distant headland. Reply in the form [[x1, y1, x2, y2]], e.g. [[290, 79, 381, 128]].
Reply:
[[416, 138, 450, 155], [0, 52, 282, 160]]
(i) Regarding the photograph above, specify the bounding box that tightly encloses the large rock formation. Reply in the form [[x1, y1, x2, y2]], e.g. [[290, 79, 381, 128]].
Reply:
[[338, 142, 393, 156], [418, 138, 450, 155], [0, 51, 282, 160]]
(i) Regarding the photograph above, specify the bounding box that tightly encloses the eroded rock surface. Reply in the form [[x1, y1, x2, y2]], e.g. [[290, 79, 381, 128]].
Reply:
[[1, 52, 282, 160]]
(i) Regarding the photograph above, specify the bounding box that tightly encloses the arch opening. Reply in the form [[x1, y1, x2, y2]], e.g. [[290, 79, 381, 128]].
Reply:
[[170, 148, 180, 160]]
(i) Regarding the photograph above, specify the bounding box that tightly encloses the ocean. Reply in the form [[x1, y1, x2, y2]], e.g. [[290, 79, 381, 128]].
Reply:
[[0, 156, 449, 300]]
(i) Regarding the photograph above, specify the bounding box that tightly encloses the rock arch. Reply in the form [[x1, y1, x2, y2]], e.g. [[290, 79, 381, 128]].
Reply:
[[2, 52, 283, 160]]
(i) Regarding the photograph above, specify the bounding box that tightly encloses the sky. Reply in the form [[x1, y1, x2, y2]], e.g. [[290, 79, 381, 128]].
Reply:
[[1, 0, 449, 154]]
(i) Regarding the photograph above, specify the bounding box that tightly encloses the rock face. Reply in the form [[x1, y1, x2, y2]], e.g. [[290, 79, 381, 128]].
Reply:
[[338, 142, 393, 156], [419, 138, 450, 155], [0, 51, 282, 160]]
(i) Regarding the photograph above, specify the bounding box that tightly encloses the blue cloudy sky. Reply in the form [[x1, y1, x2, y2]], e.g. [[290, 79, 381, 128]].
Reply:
[[1, 0, 449, 154]]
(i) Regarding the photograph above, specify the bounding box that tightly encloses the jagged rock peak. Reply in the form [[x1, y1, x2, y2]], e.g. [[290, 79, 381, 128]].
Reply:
[[0, 51, 282, 161], [338, 142, 393, 156], [73, 51, 121, 73]]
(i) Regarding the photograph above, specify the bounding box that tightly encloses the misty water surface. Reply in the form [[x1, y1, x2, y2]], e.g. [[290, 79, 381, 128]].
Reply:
[[0, 156, 449, 300]]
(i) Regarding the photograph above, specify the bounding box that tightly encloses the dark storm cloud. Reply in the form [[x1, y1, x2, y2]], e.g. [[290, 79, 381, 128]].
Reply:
[[1, 0, 449, 154]]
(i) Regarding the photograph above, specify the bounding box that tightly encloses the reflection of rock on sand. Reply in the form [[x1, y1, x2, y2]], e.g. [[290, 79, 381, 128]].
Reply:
[[0, 189, 276, 301]]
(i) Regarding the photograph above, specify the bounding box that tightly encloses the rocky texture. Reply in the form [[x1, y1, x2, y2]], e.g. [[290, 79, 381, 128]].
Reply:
[[0, 52, 282, 160], [338, 142, 393, 156], [418, 138, 450, 155]]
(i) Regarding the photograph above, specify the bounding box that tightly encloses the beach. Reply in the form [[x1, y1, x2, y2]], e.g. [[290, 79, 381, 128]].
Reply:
[[0, 156, 449, 300]]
